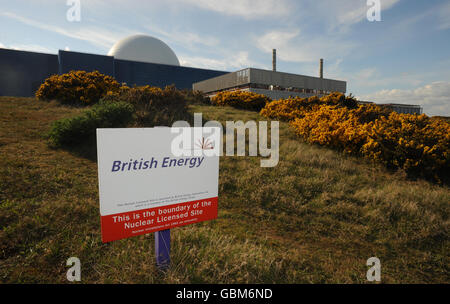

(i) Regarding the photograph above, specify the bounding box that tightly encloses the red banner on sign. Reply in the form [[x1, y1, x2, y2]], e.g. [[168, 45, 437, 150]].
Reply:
[[101, 197, 218, 243]]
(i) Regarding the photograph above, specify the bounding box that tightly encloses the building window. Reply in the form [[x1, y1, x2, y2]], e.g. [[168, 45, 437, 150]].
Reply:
[[237, 69, 249, 83]]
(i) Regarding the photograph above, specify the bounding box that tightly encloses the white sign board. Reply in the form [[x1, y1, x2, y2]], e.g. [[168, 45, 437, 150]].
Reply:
[[97, 127, 220, 242]]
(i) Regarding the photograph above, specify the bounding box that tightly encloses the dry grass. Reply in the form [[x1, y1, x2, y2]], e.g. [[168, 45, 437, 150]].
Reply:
[[0, 97, 448, 283]]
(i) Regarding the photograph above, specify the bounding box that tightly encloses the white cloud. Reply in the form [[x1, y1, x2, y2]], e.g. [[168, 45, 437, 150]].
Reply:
[[1, 11, 132, 50], [252, 0, 399, 67], [256, 30, 300, 52], [0, 40, 54, 53], [256, 29, 357, 63], [174, 0, 291, 19], [359, 81, 450, 117], [2, 7, 222, 55], [329, 66, 428, 96], [354, 67, 378, 82], [8, 44, 54, 54], [316, 0, 401, 31], [142, 25, 220, 50], [437, 1, 450, 30], [179, 56, 228, 70], [179, 51, 256, 70]]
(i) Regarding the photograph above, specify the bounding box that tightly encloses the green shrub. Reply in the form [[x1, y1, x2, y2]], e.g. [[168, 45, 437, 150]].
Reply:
[[36, 70, 120, 106], [47, 101, 134, 147], [101, 85, 191, 127], [181, 89, 211, 105]]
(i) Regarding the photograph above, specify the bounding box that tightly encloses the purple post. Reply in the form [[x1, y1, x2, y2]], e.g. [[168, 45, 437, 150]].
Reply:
[[155, 229, 170, 270]]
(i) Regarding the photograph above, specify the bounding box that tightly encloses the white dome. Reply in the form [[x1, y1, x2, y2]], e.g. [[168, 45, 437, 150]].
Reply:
[[108, 35, 180, 66]]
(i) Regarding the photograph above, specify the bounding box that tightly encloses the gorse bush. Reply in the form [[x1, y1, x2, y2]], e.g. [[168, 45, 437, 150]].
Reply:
[[260, 92, 359, 121], [47, 101, 134, 147], [289, 104, 450, 183], [212, 91, 270, 111], [361, 112, 450, 182], [290, 105, 371, 154], [36, 70, 120, 105], [259, 96, 312, 121], [102, 84, 191, 127], [257, 91, 449, 182], [289, 104, 392, 153]]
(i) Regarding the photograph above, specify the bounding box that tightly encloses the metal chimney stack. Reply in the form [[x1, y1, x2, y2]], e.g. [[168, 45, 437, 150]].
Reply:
[[319, 58, 323, 79], [272, 49, 276, 72]]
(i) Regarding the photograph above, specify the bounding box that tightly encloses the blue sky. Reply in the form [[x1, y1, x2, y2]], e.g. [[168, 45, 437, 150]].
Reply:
[[1, 0, 449, 115]]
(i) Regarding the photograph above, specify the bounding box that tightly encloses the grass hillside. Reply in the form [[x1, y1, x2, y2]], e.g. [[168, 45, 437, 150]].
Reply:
[[0, 97, 448, 283]]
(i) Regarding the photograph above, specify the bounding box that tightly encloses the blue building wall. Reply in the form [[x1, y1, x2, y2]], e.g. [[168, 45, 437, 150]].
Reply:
[[114, 59, 227, 89], [0, 48, 228, 97], [58, 50, 115, 76], [0, 48, 58, 97]]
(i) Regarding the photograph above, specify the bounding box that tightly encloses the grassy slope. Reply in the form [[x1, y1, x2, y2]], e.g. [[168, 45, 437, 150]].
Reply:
[[0, 97, 448, 283]]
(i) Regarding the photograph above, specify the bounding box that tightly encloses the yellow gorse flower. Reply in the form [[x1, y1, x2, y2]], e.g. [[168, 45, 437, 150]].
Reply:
[[212, 91, 270, 111], [36, 70, 121, 105], [257, 92, 450, 183]]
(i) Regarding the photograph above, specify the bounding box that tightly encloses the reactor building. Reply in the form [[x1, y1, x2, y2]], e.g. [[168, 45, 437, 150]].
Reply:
[[0, 34, 228, 97]]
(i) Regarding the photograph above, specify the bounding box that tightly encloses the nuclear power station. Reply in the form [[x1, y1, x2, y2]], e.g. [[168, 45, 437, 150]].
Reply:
[[0, 34, 423, 114], [0, 35, 345, 99]]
